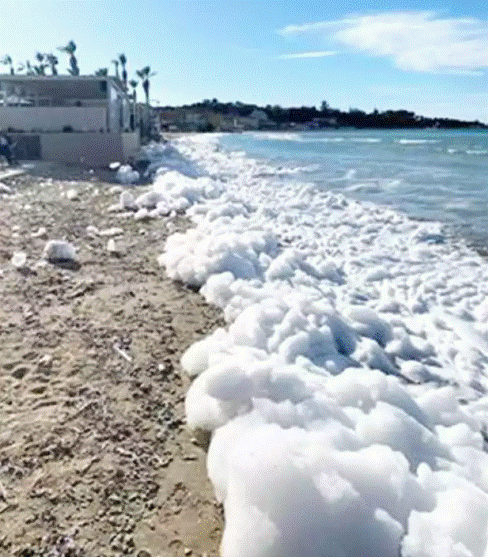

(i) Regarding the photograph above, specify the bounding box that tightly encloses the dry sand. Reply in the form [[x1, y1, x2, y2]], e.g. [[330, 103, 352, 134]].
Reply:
[[0, 164, 223, 557]]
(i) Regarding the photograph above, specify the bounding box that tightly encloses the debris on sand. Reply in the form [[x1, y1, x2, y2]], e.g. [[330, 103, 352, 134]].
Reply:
[[43, 240, 77, 263], [31, 226, 48, 239], [11, 251, 27, 269], [120, 190, 138, 211], [107, 238, 122, 255], [0, 182, 12, 194], [98, 227, 123, 237], [66, 188, 79, 200]]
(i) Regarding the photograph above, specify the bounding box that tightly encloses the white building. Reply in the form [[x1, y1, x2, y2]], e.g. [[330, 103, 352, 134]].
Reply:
[[0, 75, 141, 167]]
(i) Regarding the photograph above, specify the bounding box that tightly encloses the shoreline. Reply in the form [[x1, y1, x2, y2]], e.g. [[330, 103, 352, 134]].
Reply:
[[0, 164, 223, 556], [163, 133, 488, 557]]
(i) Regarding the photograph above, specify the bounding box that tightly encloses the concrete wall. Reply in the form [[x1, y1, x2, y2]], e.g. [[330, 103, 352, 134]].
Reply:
[[0, 106, 107, 132], [40, 131, 140, 167], [121, 132, 140, 160]]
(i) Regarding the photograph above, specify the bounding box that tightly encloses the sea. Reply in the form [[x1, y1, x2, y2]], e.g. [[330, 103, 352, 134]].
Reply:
[[219, 129, 488, 247]]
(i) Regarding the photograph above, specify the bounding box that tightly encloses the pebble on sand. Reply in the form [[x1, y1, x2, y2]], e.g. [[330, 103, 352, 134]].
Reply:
[[43, 240, 77, 262]]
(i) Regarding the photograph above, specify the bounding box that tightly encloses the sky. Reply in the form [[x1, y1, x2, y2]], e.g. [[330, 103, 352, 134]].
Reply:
[[0, 0, 487, 122]]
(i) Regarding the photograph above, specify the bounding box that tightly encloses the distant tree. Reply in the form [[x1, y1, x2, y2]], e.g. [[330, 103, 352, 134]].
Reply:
[[136, 66, 156, 105], [58, 40, 79, 75], [118, 53, 127, 89], [128, 79, 138, 131], [320, 100, 329, 113], [45, 53, 58, 75], [129, 78, 138, 101], [1, 55, 14, 75], [20, 61, 36, 76], [95, 68, 108, 76], [111, 58, 119, 79], [34, 52, 48, 75]]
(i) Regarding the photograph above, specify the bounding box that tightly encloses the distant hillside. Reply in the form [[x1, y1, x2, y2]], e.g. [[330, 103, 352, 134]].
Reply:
[[159, 99, 487, 130]]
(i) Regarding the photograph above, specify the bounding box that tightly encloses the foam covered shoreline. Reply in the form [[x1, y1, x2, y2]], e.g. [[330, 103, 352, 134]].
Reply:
[[150, 134, 488, 557]]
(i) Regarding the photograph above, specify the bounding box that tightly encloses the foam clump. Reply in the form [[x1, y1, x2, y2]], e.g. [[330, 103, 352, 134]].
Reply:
[[120, 190, 137, 211], [157, 135, 488, 557], [139, 140, 204, 178], [111, 166, 222, 221], [116, 164, 140, 184], [43, 240, 77, 262]]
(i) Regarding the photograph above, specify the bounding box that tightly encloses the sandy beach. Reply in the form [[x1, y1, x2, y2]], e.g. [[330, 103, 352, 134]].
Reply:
[[0, 164, 223, 557]]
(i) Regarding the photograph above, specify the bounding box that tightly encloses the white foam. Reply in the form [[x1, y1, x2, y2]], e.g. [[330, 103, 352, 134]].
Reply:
[[116, 164, 140, 184], [154, 134, 488, 557], [396, 139, 441, 145]]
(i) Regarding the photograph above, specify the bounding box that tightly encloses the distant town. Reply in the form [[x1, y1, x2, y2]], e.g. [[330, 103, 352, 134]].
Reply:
[[155, 100, 488, 133]]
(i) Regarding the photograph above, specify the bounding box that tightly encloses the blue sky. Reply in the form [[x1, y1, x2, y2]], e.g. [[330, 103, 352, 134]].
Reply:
[[1, 0, 487, 121]]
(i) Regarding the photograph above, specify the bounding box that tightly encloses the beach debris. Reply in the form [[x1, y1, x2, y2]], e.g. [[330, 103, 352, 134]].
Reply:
[[0, 479, 7, 501], [11, 251, 27, 270], [109, 161, 121, 170], [113, 342, 132, 362], [86, 225, 99, 237], [107, 203, 123, 213], [120, 191, 137, 211], [43, 240, 77, 263], [134, 208, 151, 221], [37, 354, 53, 371], [99, 227, 123, 237], [110, 185, 123, 194], [0, 182, 12, 194], [31, 226, 48, 239], [66, 188, 79, 200], [107, 238, 122, 255]]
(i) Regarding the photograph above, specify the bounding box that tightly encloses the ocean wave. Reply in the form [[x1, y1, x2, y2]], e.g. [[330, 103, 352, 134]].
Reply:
[[350, 137, 382, 143], [319, 137, 345, 142], [396, 139, 441, 145], [251, 132, 303, 141]]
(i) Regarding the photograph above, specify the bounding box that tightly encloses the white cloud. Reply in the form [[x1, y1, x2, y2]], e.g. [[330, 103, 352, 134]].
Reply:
[[279, 11, 488, 73], [278, 51, 338, 60]]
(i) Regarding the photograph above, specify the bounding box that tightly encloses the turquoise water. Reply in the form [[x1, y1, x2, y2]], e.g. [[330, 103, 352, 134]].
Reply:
[[219, 129, 488, 245]]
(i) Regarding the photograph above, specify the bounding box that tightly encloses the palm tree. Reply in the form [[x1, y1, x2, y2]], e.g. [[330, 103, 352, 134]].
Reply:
[[111, 59, 119, 79], [118, 53, 127, 89], [34, 52, 47, 76], [129, 79, 138, 131], [1, 55, 14, 75], [58, 40, 79, 75], [136, 66, 156, 106], [23, 61, 35, 76], [46, 54, 58, 76], [129, 79, 138, 102], [95, 68, 108, 77]]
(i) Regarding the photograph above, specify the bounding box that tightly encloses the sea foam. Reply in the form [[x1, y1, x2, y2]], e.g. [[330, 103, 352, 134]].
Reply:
[[152, 134, 488, 557]]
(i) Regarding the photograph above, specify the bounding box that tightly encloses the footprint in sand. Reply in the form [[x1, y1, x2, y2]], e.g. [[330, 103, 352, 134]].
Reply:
[[10, 365, 31, 380]]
